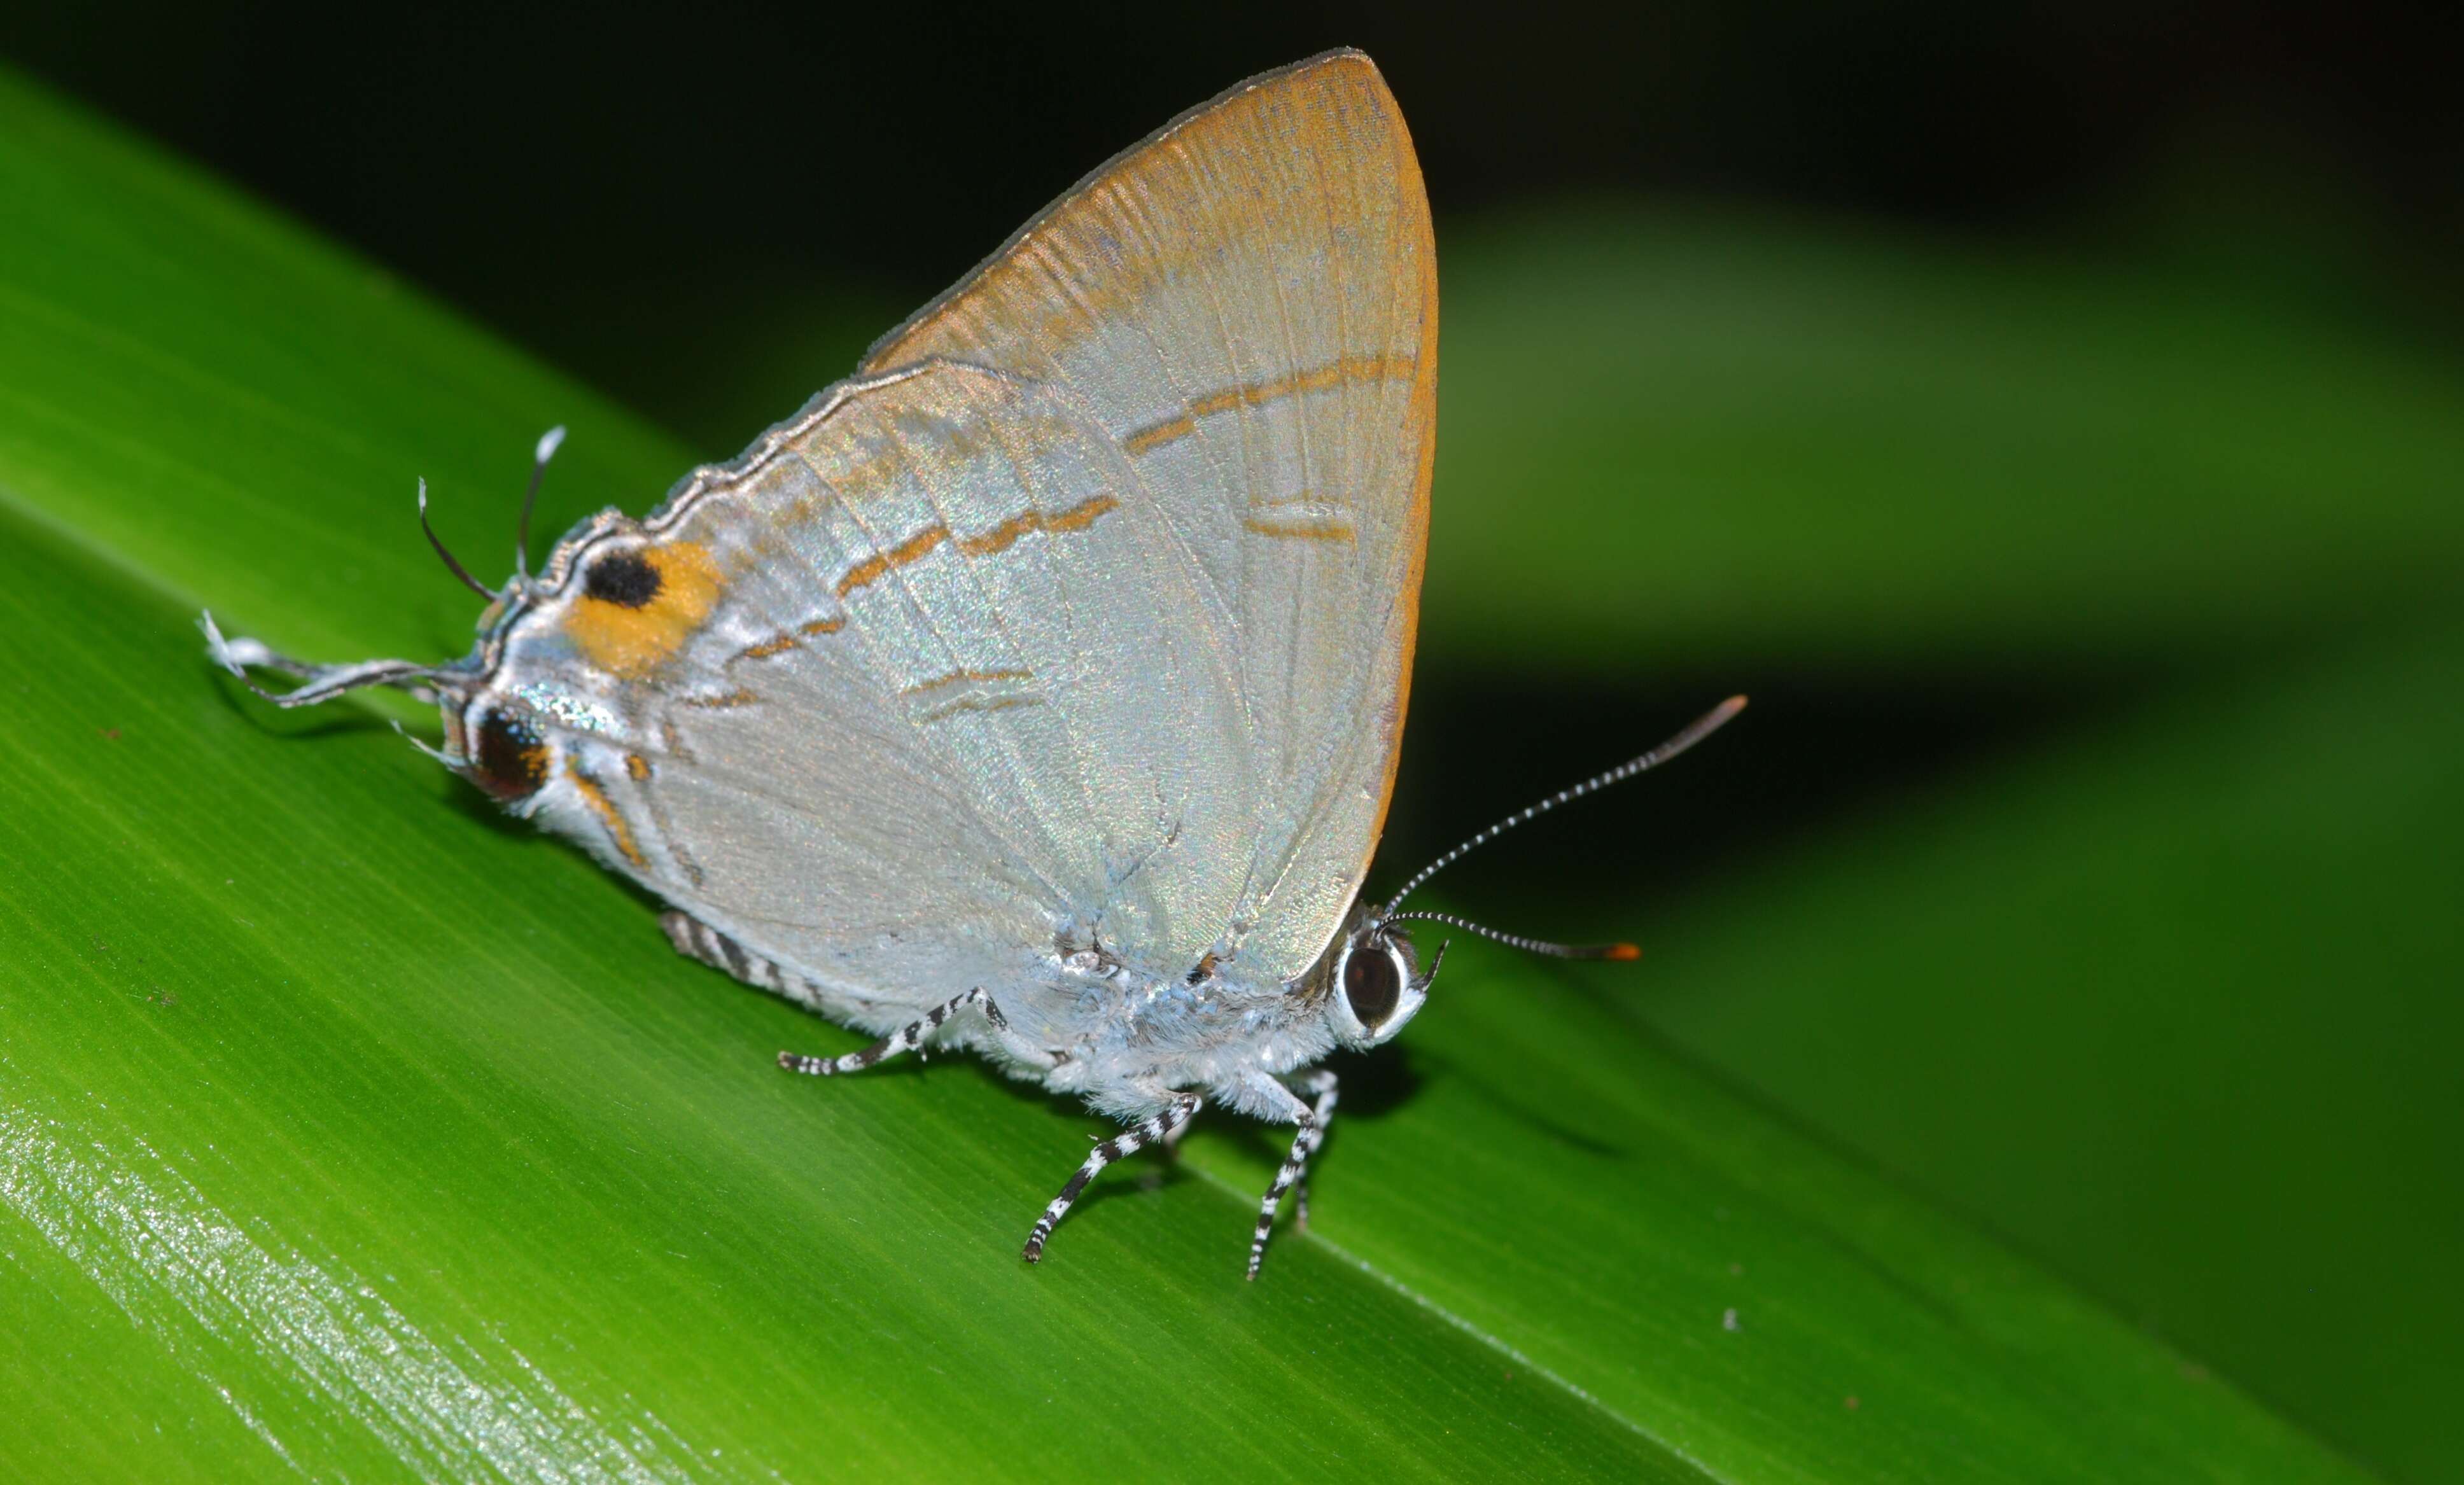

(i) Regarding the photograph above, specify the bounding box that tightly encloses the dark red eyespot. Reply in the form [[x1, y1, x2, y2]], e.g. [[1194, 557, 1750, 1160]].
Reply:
[[1343, 943, 1403, 1030], [468, 709, 549, 802]]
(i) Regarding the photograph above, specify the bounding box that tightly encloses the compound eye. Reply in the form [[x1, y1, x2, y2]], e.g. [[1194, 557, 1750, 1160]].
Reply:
[[468, 708, 549, 802], [1343, 941, 1403, 1031]]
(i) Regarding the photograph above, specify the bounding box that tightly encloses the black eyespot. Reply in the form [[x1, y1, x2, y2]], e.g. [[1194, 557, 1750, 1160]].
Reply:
[[1343, 942, 1403, 1030], [469, 709, 549, 802], [584, 549, 662, 608]]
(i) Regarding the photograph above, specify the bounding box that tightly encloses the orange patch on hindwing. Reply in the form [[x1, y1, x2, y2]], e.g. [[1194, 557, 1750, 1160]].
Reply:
[[561, 541, 726, 677]]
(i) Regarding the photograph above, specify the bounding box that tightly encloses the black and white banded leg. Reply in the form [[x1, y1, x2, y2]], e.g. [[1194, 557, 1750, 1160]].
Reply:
[[778, 987, 1009, 1077], [1022, 1092, 1202, 1265], [1291, 1070, 1340, 1233], [663, 910, 798, 995], [1249, 1069, 1338, 1280]]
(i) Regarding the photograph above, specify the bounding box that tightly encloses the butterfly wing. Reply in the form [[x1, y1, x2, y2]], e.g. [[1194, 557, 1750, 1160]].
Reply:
[[862, 48, 1437, 982], [508, 50, 1432, 1016], [556, 361, 1255, 1029]]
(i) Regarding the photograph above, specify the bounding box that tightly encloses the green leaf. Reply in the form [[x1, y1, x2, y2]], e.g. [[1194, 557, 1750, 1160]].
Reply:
[[0, 66, 2377, 1482]]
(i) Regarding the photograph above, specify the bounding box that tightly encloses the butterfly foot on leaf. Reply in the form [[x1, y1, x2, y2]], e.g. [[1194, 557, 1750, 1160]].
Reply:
[[777, 987, 1005, 1080], [1018, 1092, 1202, 1267]]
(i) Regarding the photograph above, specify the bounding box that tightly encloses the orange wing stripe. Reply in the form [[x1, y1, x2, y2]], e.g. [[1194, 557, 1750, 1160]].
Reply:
[[566, 762, 647, 867], [836, 523, 951, 598], [954, 492, 1120, 557], [902, 667, 1035, 697], [1123, 354, 1416, 456]]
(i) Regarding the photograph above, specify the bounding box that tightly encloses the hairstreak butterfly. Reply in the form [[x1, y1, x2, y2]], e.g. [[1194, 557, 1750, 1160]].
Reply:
[[205, 49, 1742, 1276]]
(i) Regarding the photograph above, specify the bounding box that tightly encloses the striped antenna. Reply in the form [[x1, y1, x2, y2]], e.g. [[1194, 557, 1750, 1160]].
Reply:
[[1377, 695, 1749, 945], [1382, 910, 1641, 961]]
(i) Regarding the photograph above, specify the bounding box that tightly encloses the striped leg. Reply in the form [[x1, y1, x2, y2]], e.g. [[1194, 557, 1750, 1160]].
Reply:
[[1022, 1093, 1201, 1265], [1292, 1071, 1338, 1232], [778, 988, 1008, 1077], [663, 910, 797, 996], [1248, 1070, 1338, 1281]]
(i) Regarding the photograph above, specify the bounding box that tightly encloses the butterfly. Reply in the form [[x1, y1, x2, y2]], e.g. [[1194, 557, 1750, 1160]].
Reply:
[[205, 49, 1742, 1277]]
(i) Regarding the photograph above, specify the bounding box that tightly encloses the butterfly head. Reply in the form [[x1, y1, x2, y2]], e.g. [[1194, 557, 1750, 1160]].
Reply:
[[1317, 695, 1753, 1050], [1322, 912, 1440, 1050], [199, 427, 640, 809]]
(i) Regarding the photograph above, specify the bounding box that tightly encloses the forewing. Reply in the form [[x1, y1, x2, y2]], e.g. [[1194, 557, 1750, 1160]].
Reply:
[[863, 48, 1438, 983]]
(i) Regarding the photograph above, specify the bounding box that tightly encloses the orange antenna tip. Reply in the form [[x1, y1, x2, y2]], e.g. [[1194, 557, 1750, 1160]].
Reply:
[[1605, 943, 1642, 961]]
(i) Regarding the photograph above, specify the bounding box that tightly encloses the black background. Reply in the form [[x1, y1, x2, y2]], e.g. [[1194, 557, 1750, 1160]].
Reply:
[[7, 1, 2455, 428]]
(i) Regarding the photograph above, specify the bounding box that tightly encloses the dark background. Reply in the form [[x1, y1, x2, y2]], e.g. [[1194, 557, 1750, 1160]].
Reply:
[[6, 2, 2456, 448], [8, 4, 2460, 1480]]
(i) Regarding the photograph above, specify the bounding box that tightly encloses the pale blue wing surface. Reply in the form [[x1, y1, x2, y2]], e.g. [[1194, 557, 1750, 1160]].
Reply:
[[511, 364, 1251, 1038], [507, 51, 1434, 1021]]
